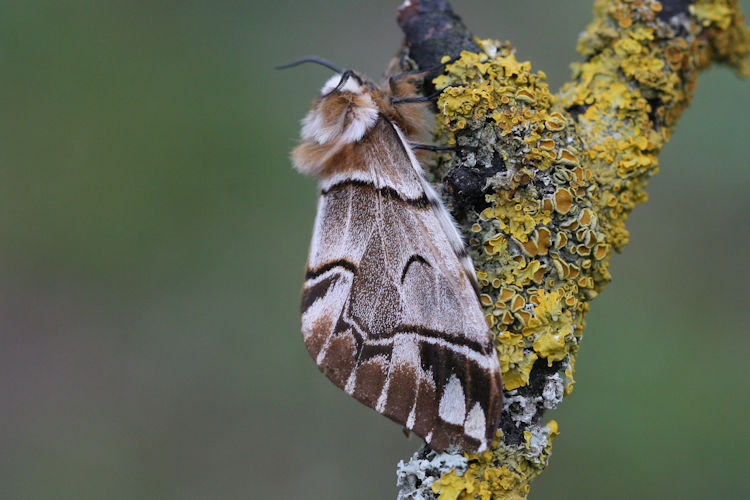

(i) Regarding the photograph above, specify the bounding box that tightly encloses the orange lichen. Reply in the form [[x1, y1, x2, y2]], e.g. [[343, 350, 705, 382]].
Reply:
[[536, 227, 552, 255], [557, 148, 580, 166], [544, 112, 567, 131], [538, 139, 556, 150], [480, 294, 494, 307], [498, 288, 516, 302], [510, 294, 526, 312], [553, 188, 573, 214], [515, 88, 536, 103], [541, 198, 554, 213], [520, 238, 538, 257]]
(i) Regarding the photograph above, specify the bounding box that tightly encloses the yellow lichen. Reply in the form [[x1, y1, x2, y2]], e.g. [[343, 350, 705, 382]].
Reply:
[[436, 41, 599, 399], [691, 2, 734, 29], [496, 331, 538, 390], [523, 290, 576, 365], [432, 422, 559, 500]]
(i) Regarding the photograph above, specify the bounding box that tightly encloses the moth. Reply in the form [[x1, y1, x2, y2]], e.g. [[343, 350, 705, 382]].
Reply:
[[287, 58, 502, 452]]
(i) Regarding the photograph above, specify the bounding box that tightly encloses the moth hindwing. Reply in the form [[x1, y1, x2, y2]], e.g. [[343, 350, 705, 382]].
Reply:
[[291, 68, 502, 453]]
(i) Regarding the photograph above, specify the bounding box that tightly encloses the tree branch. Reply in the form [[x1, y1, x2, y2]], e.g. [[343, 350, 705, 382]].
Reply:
[[397, 0, 481, 69], [395, 0, 749, 498]]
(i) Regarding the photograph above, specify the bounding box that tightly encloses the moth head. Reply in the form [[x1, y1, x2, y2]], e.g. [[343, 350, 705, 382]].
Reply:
[[300, 70, 379, 146]]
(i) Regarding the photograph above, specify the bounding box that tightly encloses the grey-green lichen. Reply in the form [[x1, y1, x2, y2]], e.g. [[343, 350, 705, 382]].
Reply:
[[406, 1, 750, 498], [396, 446, 470, 499]]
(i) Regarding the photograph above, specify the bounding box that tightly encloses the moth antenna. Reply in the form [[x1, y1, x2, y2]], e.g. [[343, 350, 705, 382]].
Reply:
[[321, 69, 365, 97], [391, 84, 464, 104], [275, 56, 343, 74]]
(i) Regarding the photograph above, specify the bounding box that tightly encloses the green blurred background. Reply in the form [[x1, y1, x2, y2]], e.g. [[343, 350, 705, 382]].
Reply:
[[1, 1, 748, 498]]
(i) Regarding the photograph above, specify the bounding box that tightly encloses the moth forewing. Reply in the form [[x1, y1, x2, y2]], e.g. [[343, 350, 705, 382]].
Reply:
[[293, 70, 502, 453]]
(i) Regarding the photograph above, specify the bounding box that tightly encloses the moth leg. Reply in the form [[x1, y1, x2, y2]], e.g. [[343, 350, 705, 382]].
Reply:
[[411, 143, 480, 152], [409, 143, 456, 151], [391, 84, 464, 104], [388, 55, 461, 83], [387, 55, 462, 99]]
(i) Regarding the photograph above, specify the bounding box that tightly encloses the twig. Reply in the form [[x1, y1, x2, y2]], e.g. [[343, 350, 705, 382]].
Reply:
[[395, 0, 749, 498]]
